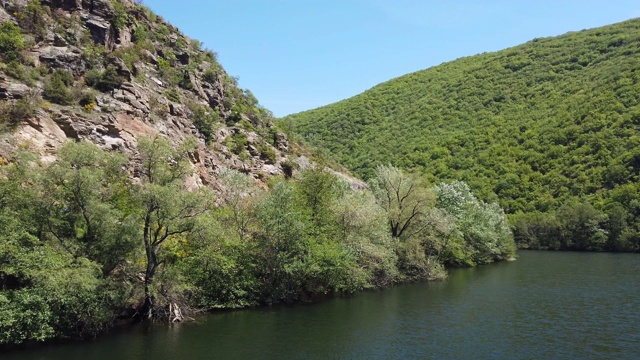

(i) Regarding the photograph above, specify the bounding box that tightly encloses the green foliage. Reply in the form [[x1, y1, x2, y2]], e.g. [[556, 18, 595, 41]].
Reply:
[[79, 90, 97, 107], [133, 25, 149, 45], [297, 167, 344, 230], [0, 22, 25, 63], [202, 67, 220, 84], [282, 19, 640, 251], [3, 61, 35, 85], [281, 160, 298, 178], [435, 181, 515, 265], [43, 69, 74, 105], [0, 144, 135, 345], [85, 66, 124, 92], [157, 57, 180, 85], [190, 105, 219, 143], [0, 93, 39, 130], [165, 87, 181, 103], [230, 131, 248, 155], [82, 44, 107, 69], [259, 144, 277, 164], [112, 0, 129, 30], [135, 136, 212, 316], [15, 0, 49, 40]]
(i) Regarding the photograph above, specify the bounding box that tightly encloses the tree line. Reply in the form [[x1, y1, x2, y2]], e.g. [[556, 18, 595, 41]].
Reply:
[[0, 137, 514, 346]]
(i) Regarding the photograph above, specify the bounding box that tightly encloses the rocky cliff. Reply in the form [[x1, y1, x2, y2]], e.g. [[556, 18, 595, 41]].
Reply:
[[0, 0, 292, 188]]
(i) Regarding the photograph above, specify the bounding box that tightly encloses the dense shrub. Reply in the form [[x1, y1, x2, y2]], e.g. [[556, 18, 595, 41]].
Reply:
[[0, 22, 25, 63], [43, 69, 74, 105], [191, 106, 219, 144], [85, 67, 123, 92]]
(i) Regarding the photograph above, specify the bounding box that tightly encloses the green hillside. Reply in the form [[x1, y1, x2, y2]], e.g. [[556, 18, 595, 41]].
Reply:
[[281, 18, 640, 251]]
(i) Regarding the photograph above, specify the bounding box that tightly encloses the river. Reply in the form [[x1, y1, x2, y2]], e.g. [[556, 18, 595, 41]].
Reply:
[[4, 251, 640, 359]]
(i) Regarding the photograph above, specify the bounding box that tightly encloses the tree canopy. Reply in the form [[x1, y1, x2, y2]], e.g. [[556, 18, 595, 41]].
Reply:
[[281, 18, 640, 252]]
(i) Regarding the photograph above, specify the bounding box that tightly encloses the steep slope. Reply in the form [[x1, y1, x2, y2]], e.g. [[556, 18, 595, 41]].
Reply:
[[282, 18, 640, 251], [0, 0, 291, 184]]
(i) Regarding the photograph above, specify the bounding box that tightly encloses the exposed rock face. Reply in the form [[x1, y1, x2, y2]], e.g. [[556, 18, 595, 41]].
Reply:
[[0, 0, 296, 188], [82, 0, 115, 18], [38, 46, 86, 75], [83, 15, 114, 48], [0, 81, 31, 99]]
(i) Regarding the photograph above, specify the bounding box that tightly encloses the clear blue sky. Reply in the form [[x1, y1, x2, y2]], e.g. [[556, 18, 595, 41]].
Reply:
[[145, 1, 640, 117]]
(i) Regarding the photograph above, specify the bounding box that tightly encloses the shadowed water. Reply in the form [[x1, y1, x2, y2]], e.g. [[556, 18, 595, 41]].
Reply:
[[5, 251, 640, 359]]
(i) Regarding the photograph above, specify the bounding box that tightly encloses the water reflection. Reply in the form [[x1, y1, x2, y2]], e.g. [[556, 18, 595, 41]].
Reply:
[[4, 251, 640, 360]]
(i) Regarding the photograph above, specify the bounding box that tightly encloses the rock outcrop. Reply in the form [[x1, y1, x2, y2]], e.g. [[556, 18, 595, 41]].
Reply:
[[0, 0, 296, 188]]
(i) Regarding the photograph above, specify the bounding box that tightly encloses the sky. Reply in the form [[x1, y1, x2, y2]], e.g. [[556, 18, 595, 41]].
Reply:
[[145, 1, 640, 117]]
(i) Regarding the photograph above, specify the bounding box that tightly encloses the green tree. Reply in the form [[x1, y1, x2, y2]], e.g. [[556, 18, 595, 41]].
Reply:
[[37, 141, 138, 275], [255, 181, 309, 303], [368, 165, 435, 240], [43, 69, 74, 105], [296, 167, 343, 231], [435, 181, 515, 265], [217, 168, 262, 241], [330, 191, 399, 286], [135, 135, 212, 317]]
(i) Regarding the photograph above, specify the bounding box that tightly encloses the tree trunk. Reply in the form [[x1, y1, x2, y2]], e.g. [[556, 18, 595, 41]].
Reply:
[[142, 212, 157, 318]]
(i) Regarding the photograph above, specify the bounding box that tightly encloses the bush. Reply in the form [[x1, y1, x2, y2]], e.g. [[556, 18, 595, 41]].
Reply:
[[79, 90, 97, 112], [133, 25, 149, 44], [230, 132, 248, 155], [191, 106, 219, 144], [0, 22, 25, 63], [259, 144, 277, 164], [157, 57, 179, 85], [82, 44, 106, 69], [43, 70, 74, 105], [112, 1, 129, 30], [0, 94, 39, 130], [84, 69, 101, 87], [202, 67, 219, 84], [3, 61, 29, 84], [281, 160, 298, 179], [165, 88, 181, 103], [85, 67, 123, 92], [15, 0, 49, 40]]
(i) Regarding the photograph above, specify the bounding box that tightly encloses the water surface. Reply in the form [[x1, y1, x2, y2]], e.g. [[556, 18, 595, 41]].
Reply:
[[5, 251, 640, 359]]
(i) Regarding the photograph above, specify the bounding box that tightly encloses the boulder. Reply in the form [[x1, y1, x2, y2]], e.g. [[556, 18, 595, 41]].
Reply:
[[82, 0, 114, 17], [38, 45, 85, 75], [110, 56, 132, 80], [83, 15, 114, 49], [0, 82, 31, 99], [0, 5, 13, 23]]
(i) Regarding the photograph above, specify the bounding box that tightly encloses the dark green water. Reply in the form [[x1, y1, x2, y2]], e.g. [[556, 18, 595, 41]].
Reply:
[[4, 251, 640, 359]]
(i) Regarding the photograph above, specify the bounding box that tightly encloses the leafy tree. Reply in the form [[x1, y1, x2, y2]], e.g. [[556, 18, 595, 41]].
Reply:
[[435, 181, 515, 265], [369, 165, 435, 240], [330, 191, 399, 286], [217, 168, 262, 241], [295, 167, 343, 231], [135, 135, 212, 317], [36, 141, 138, 275], [556, 200, 607, 250], [254, 181, 309, 303], [0, 148, 124, 344]]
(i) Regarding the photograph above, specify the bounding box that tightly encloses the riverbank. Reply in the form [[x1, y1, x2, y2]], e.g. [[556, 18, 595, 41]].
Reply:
[[5, 251, 639, 360]]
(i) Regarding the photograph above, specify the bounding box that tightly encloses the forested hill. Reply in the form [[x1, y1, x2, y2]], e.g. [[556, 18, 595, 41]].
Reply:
[[281, 18, 640, 252]]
